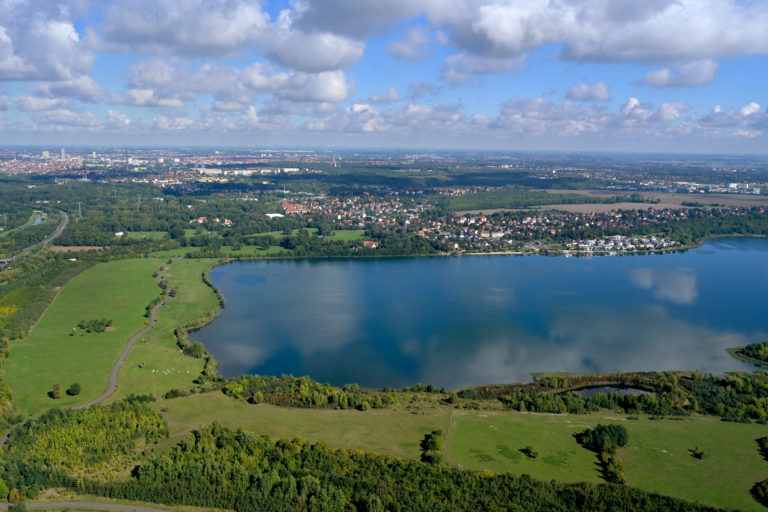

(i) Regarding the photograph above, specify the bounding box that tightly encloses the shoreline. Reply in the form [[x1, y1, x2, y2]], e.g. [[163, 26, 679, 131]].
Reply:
[[183, 234, 767, 387]]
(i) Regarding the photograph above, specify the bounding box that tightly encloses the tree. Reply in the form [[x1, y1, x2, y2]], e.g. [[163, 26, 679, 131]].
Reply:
[[67, 382, 81, 396], [50, 383, 61, 399]]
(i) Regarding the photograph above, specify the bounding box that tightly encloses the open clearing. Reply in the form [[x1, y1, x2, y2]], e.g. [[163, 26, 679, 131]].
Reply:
[[125, 231, 168, 240], [108, 258, 219, 403], [444, 411, 768, 511], [4, 259, 163, 417], [155, 391, 451, 461]]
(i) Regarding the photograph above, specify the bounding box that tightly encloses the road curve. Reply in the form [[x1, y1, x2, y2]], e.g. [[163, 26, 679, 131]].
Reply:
[[73, 286, 169, 410], [0, 501, 171, 511], [3, 209, 69, 265]]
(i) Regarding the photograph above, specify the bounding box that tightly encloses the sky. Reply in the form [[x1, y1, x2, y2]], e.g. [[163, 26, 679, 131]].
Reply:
[[1, 0, 767, 153]]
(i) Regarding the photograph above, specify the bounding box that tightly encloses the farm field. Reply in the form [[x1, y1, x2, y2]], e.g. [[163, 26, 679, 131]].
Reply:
[[3, 258, 164, 417], [457, 190, 768, 215], [156, 391, 451, 461], [444, 411, 768, 511], [550, 189, 768, 210]]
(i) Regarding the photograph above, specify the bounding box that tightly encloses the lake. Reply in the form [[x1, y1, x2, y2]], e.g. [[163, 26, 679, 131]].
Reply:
[[192, 238, 768, 389]]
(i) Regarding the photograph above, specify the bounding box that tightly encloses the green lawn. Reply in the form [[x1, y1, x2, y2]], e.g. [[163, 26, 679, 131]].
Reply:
[[4, 259, 164, 417], [444, 411, 768, 511], [326, 229, 364, 241], [109, 259, 219, 402], [156, 391, 450, 461]]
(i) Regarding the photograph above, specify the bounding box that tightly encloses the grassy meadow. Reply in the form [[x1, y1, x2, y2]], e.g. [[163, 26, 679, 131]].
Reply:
[[3, 258, 163, 417], [156, 391, 451, 460], [444, 410, 768, 511], [108, 258, 219, 402]]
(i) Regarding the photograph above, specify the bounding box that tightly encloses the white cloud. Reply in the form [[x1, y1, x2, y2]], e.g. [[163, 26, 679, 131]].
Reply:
[[101, 0, 269, 57], [566, 82, 611, 101], [35, 76, 104, 102], [14, 96, 71, 112], [289, 0, 768, 64], [152, 115, 195, 131], [368, 87, 401, 104], [274, 71, 354, 103], [739, 102, 761, 117], [643, 59, 719, 87], [386, 27, 431, 61], [441, 53, 525, 84], [112, 89, 186, 109], [0, 1, 93, 81], [261, 29, 364, 72]]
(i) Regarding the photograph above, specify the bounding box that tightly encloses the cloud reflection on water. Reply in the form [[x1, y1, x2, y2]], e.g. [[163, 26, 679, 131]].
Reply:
[[194, 242, 764, 389], [630, 267, 698, 305]]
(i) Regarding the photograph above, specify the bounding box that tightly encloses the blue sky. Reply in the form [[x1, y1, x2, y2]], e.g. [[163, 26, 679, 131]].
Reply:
[[1, 0, 767, 152]]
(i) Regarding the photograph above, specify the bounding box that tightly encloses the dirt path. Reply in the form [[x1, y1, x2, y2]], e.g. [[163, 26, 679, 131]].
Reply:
[[73, 284, 169, 410]]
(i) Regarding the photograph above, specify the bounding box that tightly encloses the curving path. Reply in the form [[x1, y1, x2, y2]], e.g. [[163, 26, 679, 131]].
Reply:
[[1, 209, 69, 265], [73, 286, 169, 410], [0, 501, 171, 511]]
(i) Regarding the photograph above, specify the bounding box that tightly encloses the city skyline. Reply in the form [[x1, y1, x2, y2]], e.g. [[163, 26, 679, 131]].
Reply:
[[0, 0, 767, 153]]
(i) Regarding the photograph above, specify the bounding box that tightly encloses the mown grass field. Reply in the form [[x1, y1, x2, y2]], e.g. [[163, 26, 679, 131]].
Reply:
[[4, 259, 163, 417], [108, 258, 219, 402], [444, 411, 768, 511], [155, 391, 451, 460]]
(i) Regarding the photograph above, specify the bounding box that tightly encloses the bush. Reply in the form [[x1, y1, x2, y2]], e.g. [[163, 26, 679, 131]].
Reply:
[[577, 424, 628, 454], [66, 383, 81, 396]]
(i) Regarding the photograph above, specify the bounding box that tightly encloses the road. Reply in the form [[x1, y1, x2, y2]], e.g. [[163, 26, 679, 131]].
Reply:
[[0, 501, 171, 511], [1, 209, 69, 265], [73, 288, 169, 410]]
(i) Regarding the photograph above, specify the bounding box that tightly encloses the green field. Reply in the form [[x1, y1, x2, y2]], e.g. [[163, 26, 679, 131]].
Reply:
[[247, 228, 364, 241], [444, 411, 768, 511], [326, 229, 365, 241], [125, 231, 168, 240], [3, 259, 163, 417], [150, 245, 287, 258], [108, 258, 219, 402], [156, 391, 450, 460]]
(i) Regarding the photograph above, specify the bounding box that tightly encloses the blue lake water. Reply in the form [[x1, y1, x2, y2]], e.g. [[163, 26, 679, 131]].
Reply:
[[192, 238, 768, 389]]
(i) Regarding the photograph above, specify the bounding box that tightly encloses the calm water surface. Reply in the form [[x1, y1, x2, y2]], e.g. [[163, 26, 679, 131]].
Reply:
[[192, 238, 768, 389]]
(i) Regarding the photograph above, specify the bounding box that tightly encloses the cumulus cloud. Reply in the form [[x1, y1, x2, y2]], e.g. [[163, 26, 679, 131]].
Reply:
[[14, 96, 71, 112], [566, 82, 611, 102], [0, 0, 94, 80], [386, 27, 431, 61], [288, 0, 768, 64], [441, 53, 526, 84], [34, 76, 104, 102], [643, 59, 719, 87], [261, 29, 364, 72], [112, 89, 186, 109], [368, 87, 401, 104], [101, 0, 269, 57]]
